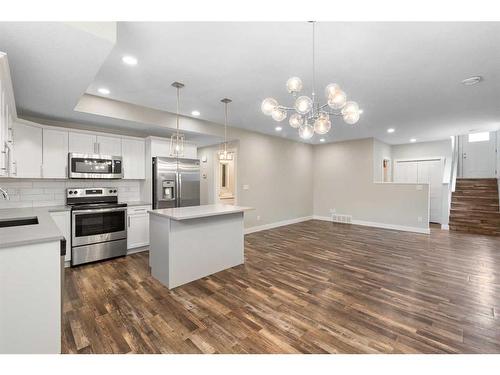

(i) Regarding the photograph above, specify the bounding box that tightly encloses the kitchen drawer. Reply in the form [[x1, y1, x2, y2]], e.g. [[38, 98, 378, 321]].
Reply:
[[127, 205, 151, 215]]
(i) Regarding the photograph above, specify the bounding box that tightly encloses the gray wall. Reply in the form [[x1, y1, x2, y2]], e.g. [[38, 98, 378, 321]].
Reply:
[[199, 134, 314, 229], [313, 138, 429, 229]]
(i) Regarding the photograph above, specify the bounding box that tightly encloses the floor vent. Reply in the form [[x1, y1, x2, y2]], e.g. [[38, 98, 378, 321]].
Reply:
[[332, 213, 352, 224]]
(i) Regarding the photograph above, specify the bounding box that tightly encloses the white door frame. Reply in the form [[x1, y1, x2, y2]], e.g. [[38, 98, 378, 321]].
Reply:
[[459, 132, 497, 178], [213, 147, 238, 205]]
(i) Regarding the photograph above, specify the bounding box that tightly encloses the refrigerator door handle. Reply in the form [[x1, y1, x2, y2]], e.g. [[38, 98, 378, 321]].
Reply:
[[178, 173, 182, 207]]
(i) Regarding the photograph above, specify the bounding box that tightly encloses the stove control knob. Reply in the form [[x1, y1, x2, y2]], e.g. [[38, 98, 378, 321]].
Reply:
[[109, 189, 113, 193], [113, 189, 117, 193], [68, 191, 73, 195]]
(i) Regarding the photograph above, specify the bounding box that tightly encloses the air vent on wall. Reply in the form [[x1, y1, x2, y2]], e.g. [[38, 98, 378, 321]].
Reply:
[[331, 213, 352, 224]]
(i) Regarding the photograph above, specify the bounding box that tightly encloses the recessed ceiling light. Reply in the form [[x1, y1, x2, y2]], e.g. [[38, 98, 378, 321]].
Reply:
[[410, 138, 417, 143], [461, 76, 482, 85], [387, 128, 395, 133], [122, 55, 138, 66], [97, 87, 110, 95], [191, 110, 200, 116], [275, 126, 282, 131], [319, 138, 325, 142]]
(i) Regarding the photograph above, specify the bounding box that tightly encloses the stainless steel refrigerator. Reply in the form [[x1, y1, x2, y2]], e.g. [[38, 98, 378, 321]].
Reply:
[[152, 157, 201, 209]]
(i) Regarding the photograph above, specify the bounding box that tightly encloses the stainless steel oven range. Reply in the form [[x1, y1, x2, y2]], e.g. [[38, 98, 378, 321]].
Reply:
[[67, 188, 127, 266]]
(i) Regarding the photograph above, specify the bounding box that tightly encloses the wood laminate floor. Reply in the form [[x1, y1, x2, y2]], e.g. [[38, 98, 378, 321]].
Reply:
[[62, 220, 500, 354]]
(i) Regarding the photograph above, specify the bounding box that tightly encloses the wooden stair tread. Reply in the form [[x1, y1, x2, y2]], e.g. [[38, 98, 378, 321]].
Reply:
[[450, 178, 500, 236]]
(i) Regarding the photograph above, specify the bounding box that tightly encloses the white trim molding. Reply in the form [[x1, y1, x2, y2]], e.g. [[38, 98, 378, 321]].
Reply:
[[245, 216, 313, 235], [312, 215, 430, 234]]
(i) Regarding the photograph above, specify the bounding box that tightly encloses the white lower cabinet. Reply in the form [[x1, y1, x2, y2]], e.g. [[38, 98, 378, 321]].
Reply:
[[49, 210, 71, 262], [127, 205, 151, 250]]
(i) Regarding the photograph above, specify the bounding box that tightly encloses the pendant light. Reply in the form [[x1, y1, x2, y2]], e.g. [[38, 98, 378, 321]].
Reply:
[[169, 81, 185, 157], [218, 98, 234, 161]]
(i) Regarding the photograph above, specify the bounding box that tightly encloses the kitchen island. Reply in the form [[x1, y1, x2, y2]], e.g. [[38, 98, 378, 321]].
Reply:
[[148, 204, 252, 289]]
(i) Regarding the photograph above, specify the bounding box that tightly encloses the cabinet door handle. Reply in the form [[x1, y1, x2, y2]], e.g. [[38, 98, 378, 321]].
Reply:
[[127, 216, 130, 227]]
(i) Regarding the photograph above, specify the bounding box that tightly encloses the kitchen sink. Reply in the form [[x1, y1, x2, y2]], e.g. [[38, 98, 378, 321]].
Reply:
[[0, 217, 39, 228]]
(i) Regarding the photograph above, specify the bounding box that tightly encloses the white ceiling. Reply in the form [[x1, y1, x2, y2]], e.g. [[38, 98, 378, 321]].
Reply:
[[2, 22, 500, 145]]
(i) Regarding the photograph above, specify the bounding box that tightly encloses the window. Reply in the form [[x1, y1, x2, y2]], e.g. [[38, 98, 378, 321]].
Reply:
[[468, 132, 490, 143]]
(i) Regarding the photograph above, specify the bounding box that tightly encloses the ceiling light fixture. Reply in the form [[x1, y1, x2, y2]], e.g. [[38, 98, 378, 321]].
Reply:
[[98, 87, 110, 95], [219, 98, 234, 161], [461, 76, 482, 86], [169, 82, 185, 157], [387, 128, 395, 133], [410, 138, 417, 143], [261, 21, 361, 140], [191, 110, 200, 116], [122, 55, 138, 66], [275, 126, 282, 131]]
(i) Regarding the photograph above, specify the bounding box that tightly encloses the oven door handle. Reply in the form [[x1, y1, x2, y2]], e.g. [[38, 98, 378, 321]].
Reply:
[[72, 207, 127, 215]]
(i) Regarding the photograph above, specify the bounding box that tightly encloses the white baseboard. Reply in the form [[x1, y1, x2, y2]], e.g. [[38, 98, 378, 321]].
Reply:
[[127, 246, 149, 255], [312, 215, 430, 234], [245, 216, 313, 234]]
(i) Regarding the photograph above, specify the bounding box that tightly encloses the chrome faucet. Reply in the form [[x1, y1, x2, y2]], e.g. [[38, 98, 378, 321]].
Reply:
[[0, 187, 9, 200]]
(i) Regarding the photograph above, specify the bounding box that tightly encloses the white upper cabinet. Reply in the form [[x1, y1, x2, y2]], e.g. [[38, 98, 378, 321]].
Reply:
[[68, 132, 96, 154], [0, 53, 16, 177], [42, 128, 68, 178], [96, 135, 121, 156], [122, 137, 145, 179], [12, 121, 42, 178]]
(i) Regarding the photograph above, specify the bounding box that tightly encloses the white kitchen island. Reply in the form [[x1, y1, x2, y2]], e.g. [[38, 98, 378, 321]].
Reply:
[[148, 204, 253, 289]]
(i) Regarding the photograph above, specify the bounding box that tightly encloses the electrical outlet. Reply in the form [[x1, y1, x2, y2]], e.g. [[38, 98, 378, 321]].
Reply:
[[243, 184, 250, 190], [329, 208, 336, 214], [256, 215, 261, 221], [418, 216, 422, 222], [416, 185, 423, 191]]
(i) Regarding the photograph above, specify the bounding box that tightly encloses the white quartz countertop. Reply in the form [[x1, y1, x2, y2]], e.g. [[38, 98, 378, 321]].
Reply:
[[148, 204, 253, 221], [0, 206, 67, 249]]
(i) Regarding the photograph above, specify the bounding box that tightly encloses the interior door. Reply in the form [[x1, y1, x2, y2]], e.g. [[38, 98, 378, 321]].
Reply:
[[462, 132, 497, 178], [178, 158, 200, 207], [417, 159, 443, 223]]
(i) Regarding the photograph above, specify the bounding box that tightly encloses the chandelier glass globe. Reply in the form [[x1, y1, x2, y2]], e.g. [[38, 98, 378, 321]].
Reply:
[[342, 101, 359, 116], [327, 89, 347, 109], [271, 108, 287, 122], [261, 97, 279, 116], [314, 114, 331, 135], [295, 96, 313, 114], [289, 113, 304, 128], [298, 123, 314, 139], [343, 111, 360, 125], [325, 83, 341, 98], [286, 77, 303, 93]]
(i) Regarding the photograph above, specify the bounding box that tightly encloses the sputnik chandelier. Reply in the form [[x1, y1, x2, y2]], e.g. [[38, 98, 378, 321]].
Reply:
[[261, 21, 362, 140]]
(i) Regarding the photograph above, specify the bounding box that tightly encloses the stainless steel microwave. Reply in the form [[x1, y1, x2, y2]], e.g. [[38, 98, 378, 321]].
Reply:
[[68, 153, 123, 179]]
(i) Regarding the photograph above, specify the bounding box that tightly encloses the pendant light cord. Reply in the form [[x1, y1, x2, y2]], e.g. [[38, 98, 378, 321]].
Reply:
[[312, 21, 316, 98], [224, 101, 228, 153], [176, 87, 180, 136]]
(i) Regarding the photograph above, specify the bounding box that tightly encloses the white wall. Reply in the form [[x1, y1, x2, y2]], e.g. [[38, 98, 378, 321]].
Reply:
[[391, 139, 452, 182], [0, 179, 141, 209], [313, 138, 429, 232], [373, 139, 392, 182]]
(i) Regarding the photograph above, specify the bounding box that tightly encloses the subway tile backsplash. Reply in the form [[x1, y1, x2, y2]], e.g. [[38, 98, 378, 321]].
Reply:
[[0, 179, 142, 209]]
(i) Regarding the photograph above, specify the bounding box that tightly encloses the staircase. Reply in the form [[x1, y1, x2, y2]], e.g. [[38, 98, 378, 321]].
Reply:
[[449, 178, 500, 236]]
